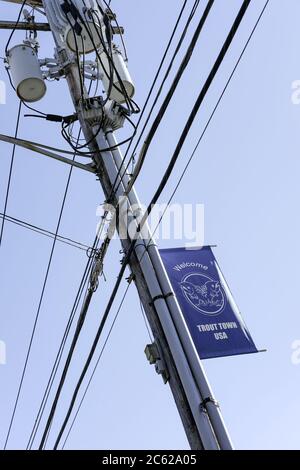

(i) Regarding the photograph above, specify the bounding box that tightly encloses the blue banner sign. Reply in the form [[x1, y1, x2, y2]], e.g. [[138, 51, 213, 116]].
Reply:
[[159, 246, 258, 359]]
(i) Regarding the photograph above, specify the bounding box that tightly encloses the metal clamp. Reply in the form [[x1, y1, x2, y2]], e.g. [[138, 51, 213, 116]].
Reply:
[[149, 292, 174, 307], [200, 397, 220, 412]]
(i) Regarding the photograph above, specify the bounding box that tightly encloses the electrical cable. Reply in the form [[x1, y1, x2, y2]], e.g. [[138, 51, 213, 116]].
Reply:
[[48, 0, 252, 449], [0, 212, 93, 252], [139, 0, 271, 265], [109, 0, 194, 196], [38, 222, 113, 450], [3, 125, 85, 450], [61, 280, 132, 449], [27, 204, 111, 448], [5, 0, 27, 56], [24, 2, 193, 445], [31, 1, 199, 440], [0, 101, 22, 247], [125, 0, 214, 195], [101, 0, 128, 61], [26, 230, 102, 449]]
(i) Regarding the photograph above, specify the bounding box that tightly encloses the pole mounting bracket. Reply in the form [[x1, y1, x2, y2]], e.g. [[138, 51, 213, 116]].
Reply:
[[149, 292, 174, 307], [145, 340, 170, 384], [200, 397, 220, 412]]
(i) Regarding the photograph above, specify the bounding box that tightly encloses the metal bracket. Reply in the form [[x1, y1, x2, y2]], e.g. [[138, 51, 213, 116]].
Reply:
[[200, 397, 220, 412], [0, 20, 50, 31], [0, 134, 96, 174]]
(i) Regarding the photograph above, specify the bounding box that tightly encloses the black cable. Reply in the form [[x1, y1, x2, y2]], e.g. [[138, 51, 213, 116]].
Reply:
[[3, 122, 84, 451], [125, 0, 214, 194], [61, 281, 131, 449], [26, 3, 193, 445], [24, 80, 105, 449], [101, 0, 128, 61], [38, 289, 94, 449], [26, 229, 103, 449], [144, 0, 252, 213], [36, 0, 210, 447], [113, 0, 201, 197], [110, 0, 193, 196], [50, 0, 252, 449], [38, 229, 112, 450], [61, 112, 136, 155], [5, 0, 27, 56], [0, 212, 92, 252], [141, 0, 271, 263], [0, 101, 22, 247], [33, 1, 197, 435]]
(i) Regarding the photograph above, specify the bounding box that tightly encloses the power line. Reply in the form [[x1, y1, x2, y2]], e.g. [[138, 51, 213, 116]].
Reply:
[[146, 0, 270, 247], [49, 0, 251, 449], [27, 215, 110, 449], [109, 0, 192, 192], [5, 0, 27, 56], [27, 0, 195, 447], [113, 0, 202, 197], [0, 101, 22, 247], [38, 0, 216, 448], [125, 0, 214, 194], [61, 280, 132, 449], [36, 206, 115, 449], [0, 212, 93, 252], [3, 130, 81, 449], [142, 0, 251, 213], [37, 229, 113, 450]]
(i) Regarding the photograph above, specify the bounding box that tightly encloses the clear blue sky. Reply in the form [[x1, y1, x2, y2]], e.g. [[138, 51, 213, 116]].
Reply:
[[0, 0, 300, 450]]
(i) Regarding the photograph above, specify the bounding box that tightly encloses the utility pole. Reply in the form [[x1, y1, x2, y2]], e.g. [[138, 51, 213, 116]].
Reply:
[[3, 0, 234, 450], [42, 0, 234, 451]]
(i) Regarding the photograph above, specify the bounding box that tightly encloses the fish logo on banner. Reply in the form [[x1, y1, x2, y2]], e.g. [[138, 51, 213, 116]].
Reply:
[[159, 246, 259, 359], [180, 273, 226, 316]]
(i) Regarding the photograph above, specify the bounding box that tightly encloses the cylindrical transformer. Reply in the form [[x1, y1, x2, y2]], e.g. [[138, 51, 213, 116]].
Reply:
[[44, 0, 105, 54], [7, 44, 46, 102], [98, 48, 135, 104]]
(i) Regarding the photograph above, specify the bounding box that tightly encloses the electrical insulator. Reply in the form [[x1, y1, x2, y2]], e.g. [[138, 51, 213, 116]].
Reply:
[[98, 48, 135, 104], [44, 0, 105, 54], [7, 44, 46, 102]]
